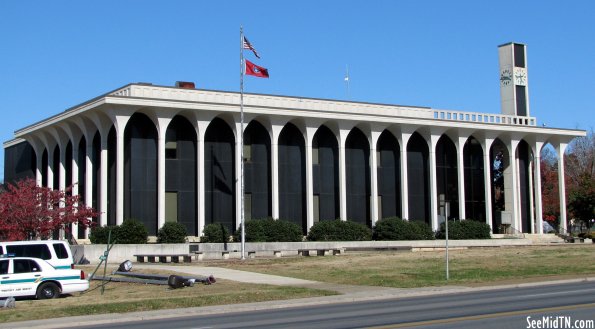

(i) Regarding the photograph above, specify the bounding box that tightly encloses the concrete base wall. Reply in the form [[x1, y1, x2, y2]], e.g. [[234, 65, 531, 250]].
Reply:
[[71, 239, 535, 265]]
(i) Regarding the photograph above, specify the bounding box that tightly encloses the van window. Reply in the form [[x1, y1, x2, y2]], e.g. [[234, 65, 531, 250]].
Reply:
[[0, 260, 8, 275], [52, 243, 69, 259], [7, 245, 51, 260]]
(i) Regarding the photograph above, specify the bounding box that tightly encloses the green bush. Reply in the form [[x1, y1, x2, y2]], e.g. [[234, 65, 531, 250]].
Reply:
[[117, 219, 149, 244], [157, 222, 188, 243], [306, 219, 372, 241], [201, 223, 229, 243], [373, 217, 435, 240], [436, 219, 491, 239], [234, 218, 302, 242], [89, 225, 119, 244], [266, 219, 303, 242], [90, 219, 148, 244]]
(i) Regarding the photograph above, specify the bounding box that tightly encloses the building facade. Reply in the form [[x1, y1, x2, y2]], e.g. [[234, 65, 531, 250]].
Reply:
[[3, 44, 585, 239]]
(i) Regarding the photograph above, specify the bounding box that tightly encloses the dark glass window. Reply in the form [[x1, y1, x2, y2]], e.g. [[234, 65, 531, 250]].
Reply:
[[7, 245, 51, 260], [52, 243, 69, 259], [514, 44, 525, 68], [13, 259, 41, 273], [516, 85, 527, 116], [0, 260, 8, 275]]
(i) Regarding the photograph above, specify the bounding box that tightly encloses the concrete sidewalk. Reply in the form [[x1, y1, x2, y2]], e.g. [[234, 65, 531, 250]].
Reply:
[[2, 264, 594, 329]]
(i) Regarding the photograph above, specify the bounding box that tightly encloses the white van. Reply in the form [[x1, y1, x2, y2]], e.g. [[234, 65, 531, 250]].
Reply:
[[0, 240, 74, 270]]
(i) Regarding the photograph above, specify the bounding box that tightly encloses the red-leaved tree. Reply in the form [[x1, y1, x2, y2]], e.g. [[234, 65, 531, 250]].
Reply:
[[0, 178, 98, 241]]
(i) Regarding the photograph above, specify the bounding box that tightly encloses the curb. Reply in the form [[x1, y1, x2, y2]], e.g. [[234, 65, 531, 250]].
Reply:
[[2, 277, 594, 329]]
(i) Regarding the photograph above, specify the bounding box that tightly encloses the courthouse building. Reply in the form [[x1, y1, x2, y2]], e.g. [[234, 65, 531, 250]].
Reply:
[[3, 43, 585, 239]]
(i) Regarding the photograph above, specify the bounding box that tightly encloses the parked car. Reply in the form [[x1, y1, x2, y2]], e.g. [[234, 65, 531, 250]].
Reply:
[[0, 255, 88, 299], [0, 240, 75, 270]]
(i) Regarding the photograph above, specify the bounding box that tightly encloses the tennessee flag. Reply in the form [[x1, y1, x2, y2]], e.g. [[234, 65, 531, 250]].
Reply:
[[245, 60, 269, 78]]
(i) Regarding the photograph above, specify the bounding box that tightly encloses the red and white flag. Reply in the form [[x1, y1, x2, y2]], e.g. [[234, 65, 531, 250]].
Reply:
[[245, 60, 269, 78], [243, 36, 260, 59]]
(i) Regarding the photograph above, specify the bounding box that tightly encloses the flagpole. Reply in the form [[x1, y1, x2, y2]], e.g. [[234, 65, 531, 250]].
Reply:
[[240, 26, 246, 260], [345, 64, 350, 99]]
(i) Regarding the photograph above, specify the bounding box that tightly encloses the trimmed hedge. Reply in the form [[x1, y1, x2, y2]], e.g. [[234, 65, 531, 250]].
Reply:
[[201, 223, 229, 243], [157, 222, 188, 243], [373, 217, 435, 240], [306, 219, 372, 241], [89, 219, 148, 244], [234, 218, 303, 242], [436, 219, 492, 239], [117, 219, 149, 244], [89, 225, 118, 244]]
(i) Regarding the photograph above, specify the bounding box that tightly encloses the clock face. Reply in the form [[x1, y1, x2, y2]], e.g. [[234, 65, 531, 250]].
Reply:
[[514, 68, 527, 86], [500, 69, 512, 86]]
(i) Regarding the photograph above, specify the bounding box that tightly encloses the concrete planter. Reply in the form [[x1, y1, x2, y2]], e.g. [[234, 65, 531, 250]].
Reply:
[[71, 239, 534, 265]]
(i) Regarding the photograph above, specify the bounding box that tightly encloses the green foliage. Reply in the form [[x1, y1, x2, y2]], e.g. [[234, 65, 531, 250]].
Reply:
[[373, 217, 435, 240], [234, 218, 303, 242], [436, 219, 491, 240], [201, 223, 229, 243], [89, 219, 148, 244], [117, 219, 149, 244], [306, 219, 372, 241], [89, 225, 119, 244], [157, 222, 188, 243], [568, 172, 595, 227]]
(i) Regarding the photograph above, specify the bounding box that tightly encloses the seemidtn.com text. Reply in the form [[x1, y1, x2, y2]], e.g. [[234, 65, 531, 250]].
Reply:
[[527, 316, 595, 329]]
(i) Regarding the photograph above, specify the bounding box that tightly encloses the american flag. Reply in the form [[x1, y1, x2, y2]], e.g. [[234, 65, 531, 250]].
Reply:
[[243, 36, 260, 59]]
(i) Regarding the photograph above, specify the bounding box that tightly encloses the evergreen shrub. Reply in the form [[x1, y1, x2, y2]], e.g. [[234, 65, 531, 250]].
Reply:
[[234, 218, 303, 242], [201, 223, 229, 243], [89, 225, 119, 244], [306, 219, 372, 241], [373, 217, 435, 240], [117, 219, 149, 244], [435, 219, 492, 239], [157, 222, 188, 243]]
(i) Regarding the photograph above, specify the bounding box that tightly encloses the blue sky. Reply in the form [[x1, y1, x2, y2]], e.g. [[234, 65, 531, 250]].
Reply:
[[1, 1, 593, 181]]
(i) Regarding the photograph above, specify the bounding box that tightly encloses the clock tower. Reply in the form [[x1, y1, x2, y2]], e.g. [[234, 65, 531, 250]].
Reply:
[[499, 42, 529, 116]]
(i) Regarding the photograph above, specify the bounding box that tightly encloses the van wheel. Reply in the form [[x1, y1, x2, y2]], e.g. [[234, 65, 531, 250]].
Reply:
[[37, 282, 60, 299]]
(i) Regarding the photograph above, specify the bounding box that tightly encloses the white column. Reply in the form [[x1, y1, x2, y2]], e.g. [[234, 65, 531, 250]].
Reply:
[[271, 124, 283, 219], [115, 129, 125, 226], [556, 142, 568, 232], [508, 139, 520, 231], [338, 129, 349, 220], [428, 134, 440, 230], [482, 138, 494, 231], [305, 127, 316, 230], [196, 122, 207, 235], [35, 151, 43, 187], [71, 142, 80, 238], [370, 130, 381, 224], [59, 146, 66, 192], [399, 132, 412, 220], [533, 141, 544, 234], [456, 136, 467, 220], [158, 135, 166, 230], [85, 142, 93, 238], [235, 122, 243, 229], [47, 147, 54, 189], [99, 136, 108, 227], [528, 152, 535, 233], [156, 117, 172, 231], [114, 116, 130, 226]]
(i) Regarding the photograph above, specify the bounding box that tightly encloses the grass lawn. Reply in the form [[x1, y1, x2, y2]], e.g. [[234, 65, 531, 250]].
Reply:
[[1, 244, 593, 323], [208, 244, 595, 288], [0, 273, 336, 323]]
